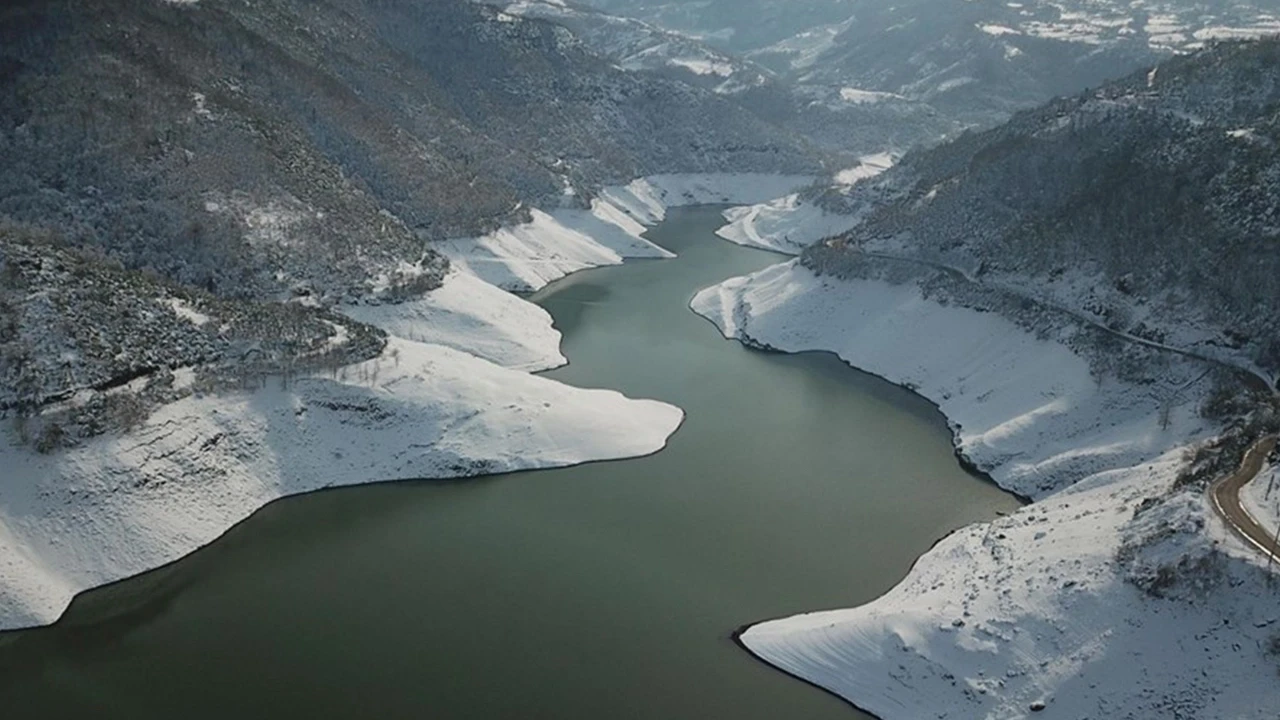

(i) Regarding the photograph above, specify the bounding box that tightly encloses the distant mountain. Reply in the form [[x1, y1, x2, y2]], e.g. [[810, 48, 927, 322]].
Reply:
[[0, 0, 821, 419], [483, 0, 776, 94], [586, 0, 1280, 128], [481, 0, 957, 157], [805, 39, 1280, 378], [584, 0, 859, 54]]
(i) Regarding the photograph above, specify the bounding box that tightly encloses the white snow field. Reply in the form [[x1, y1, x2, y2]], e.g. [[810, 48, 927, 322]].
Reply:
[[717, 194, 862, 255], [0, 337, 684, 630], [0, 174, 811, 632], [694, 259, 1280, 719], [343, 268, 568, 373]]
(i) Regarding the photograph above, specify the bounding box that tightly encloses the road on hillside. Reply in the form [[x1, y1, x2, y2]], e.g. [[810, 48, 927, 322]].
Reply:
[[1210, 435, 1280, 564], [837, 249, 1280, 562], [852, 249, 1276, 396]]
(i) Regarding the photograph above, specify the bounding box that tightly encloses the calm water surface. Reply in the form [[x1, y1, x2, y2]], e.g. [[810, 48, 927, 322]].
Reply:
[[0, 207, 1020, 719]]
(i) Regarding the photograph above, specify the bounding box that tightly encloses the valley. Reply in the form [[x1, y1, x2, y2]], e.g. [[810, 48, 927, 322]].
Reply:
[[0, 208, 1019, 719], [3, 1, 1280, 718]]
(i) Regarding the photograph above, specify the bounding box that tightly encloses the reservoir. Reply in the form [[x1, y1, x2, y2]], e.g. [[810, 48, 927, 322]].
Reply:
[[0, 207, 1020, 719]]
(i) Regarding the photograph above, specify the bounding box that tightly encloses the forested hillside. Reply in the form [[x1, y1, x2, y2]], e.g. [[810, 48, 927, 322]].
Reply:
[[805, 39, 1280, 380], [0, 0, 818, 299], [0, 0, 821, 433]]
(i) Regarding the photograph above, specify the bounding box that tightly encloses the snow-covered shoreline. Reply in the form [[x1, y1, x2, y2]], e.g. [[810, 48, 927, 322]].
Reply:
[[442, 174, 815, 292], [694, 259, 1280, 718], [0, 173, 815, 632], [715, 154, 894, 255]]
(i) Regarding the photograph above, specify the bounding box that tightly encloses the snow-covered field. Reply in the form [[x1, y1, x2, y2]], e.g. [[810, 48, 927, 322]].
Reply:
[[0, 173, 813, 632], [694, 259, 1280, 718]]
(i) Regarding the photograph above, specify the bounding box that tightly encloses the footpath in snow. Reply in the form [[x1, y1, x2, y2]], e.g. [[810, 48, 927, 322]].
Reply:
[[0, 174, 815, 632], [693, 258, 1280, 719]]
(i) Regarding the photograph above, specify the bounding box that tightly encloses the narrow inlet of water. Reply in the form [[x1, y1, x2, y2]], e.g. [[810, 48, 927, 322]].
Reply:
[[0, 207, 1020, 720]]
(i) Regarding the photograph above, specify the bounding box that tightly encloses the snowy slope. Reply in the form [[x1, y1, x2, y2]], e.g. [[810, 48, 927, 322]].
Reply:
[[741, 453, 1280, 719], [715, 154, 894, 254], [716, 195, 861, 254], [442, 174, 814, 291], [0, 172, 806, 632], [693, 261, 1213, 500], [801, 40, 1280, 380], [343, 269, 568, 373], [0, 338, 682, 630], [693, 260, 1280, 718]]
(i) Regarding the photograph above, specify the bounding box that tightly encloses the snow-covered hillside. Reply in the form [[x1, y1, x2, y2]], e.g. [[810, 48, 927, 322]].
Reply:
[[482, 0, 773, 94], [686, 38, 1280, 718], [694, 260, 1218, 500], [694, 259, 1280, 718], [722, 40, 1280, 384], [0, 172, 813, 632], [441, 174, 814, 291], [715, 153, 895, 254], [587, 0, 1280, 128], [473, 0, 954, 156], [0, 0, 827, 440], [0, 334, 683, 630]]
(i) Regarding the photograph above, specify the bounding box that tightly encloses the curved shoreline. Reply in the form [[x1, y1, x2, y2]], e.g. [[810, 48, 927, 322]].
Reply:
[[0, 197, 1026, 720], [712, 335, 1031, 720], [691, 309, 1035, 506], [0, 175, 822, 633], [693, 257, 1280, 719], [0, 407, 689, 639], [691, 278, 1028, 720]]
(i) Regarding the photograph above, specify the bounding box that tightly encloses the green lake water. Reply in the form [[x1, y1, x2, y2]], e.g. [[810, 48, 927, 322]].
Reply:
[[0, 207, 1019, 719]]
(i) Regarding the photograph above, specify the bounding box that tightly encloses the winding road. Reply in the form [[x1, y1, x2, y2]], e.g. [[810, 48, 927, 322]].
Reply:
[[1210, 435, 1280, 565], [852, 249, 1277, 396]]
